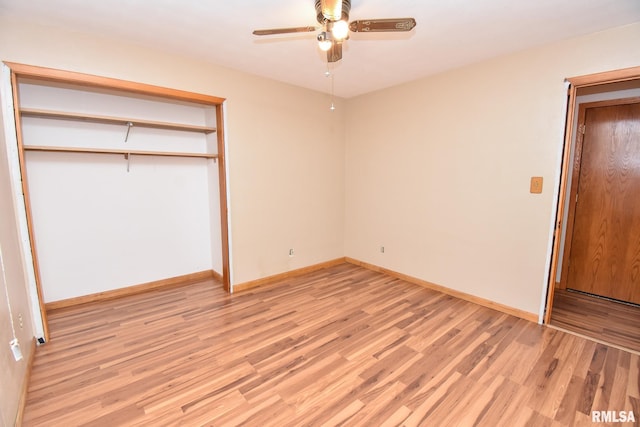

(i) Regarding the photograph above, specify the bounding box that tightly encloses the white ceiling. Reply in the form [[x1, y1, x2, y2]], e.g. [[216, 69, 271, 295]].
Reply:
[[1, 0, 639, 98]]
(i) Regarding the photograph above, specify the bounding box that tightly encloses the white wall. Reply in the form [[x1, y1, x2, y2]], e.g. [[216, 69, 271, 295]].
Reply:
[[345, 23, 640, 317]]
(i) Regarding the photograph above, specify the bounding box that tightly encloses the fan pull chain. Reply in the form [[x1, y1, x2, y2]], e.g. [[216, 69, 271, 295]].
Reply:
[[330, 74, 335, 111], [326, 63, 336, 111]]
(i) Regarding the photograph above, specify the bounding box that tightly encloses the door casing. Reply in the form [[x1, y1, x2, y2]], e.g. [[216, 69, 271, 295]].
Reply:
[[544, 66, 640, 324]]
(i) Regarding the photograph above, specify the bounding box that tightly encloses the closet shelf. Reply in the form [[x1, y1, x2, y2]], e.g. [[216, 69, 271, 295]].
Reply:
[[23, 145, 218, 159], [20, 108, 217, 134]]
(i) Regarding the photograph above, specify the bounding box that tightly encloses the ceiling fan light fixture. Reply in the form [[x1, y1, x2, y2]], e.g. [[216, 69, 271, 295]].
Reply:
[[331, 19, 349, 40], [254, 0, 417, 65], [321, 0, 342, 21], [317, 32, 333, 51]]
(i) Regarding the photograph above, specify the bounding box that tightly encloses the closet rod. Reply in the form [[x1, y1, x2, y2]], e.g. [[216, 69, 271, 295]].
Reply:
[[23, 145, 218, 159]]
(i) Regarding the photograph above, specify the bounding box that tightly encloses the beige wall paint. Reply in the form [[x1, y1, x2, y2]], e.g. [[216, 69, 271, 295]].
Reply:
[[344, 23, 640, 317], [0, 85, 36, 426]]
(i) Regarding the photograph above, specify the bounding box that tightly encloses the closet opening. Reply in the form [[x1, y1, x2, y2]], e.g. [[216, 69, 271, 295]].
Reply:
[[2, 62, 230, 342]]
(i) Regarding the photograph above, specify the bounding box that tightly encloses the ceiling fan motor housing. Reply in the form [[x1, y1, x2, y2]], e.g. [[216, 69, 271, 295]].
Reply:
[[315, 0, 351, 24]]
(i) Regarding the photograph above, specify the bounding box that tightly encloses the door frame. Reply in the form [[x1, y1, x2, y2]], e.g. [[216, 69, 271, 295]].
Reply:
[[544, 65, 640, 324]]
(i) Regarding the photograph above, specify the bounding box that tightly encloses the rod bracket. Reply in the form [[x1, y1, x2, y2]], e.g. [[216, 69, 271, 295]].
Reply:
[[124, 122, 133, 142]]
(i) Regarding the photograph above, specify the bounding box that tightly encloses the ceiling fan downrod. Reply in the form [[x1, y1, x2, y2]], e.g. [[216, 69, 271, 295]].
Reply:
[[315, 0, 351, 24]]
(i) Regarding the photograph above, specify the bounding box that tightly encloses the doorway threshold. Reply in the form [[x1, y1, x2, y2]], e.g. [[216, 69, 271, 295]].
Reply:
[[549, 289, 640, 354]]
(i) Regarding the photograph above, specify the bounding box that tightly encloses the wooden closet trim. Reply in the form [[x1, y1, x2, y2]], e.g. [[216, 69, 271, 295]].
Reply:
[[544, 65, 640, 325], [4, 62, 231, 341], [7, 68, 50, 340], [4, 62, 225, 105], [215, 105, 230, 290]]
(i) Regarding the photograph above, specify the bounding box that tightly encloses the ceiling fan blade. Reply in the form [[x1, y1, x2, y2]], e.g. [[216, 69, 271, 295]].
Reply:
[[327, 42, 343, 63], [253, 26, 318, 36], [349, 18, 417, 33]]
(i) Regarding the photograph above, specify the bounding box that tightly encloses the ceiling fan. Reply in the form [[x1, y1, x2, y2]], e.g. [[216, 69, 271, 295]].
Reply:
[[253, 0, 417, 63]]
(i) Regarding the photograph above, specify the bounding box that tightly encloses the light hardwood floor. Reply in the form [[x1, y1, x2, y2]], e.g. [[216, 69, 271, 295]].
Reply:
[[551, 289, 640, 353], [23, 263, 640, 426]]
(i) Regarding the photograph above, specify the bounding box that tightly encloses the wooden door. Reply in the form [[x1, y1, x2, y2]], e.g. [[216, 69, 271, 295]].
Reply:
[[564, 99, 640, 304]]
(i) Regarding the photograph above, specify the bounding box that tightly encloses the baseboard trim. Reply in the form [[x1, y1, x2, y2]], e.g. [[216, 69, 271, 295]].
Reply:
[[345, 257, 538, 323], [45, 270, 216, 311], [233, 258, 347, 293], [212, 269, 223, 283], [15, 337, 36, 427]]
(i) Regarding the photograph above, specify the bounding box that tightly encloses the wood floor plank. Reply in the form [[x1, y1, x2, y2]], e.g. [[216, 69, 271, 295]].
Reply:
[[22, 263, 640, 426], [444, 373, 505, 426], [551, 288, 640, 353], [473, 376, 524, 426], [319, 399, 365, 426], [629, 356, 640, 399]]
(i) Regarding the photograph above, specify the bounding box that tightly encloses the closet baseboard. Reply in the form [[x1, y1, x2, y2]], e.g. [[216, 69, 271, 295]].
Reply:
[[45, 270, 216, 311], [233, 258, 346, 293], [15, 337, 36, 427]]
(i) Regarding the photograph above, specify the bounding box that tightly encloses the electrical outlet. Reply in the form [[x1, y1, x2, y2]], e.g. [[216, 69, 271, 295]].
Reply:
[[380, 246, 385, 253], [289, 248, 294, 257], [18, 313, 23, 329], [10, 339, 23, 361]]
